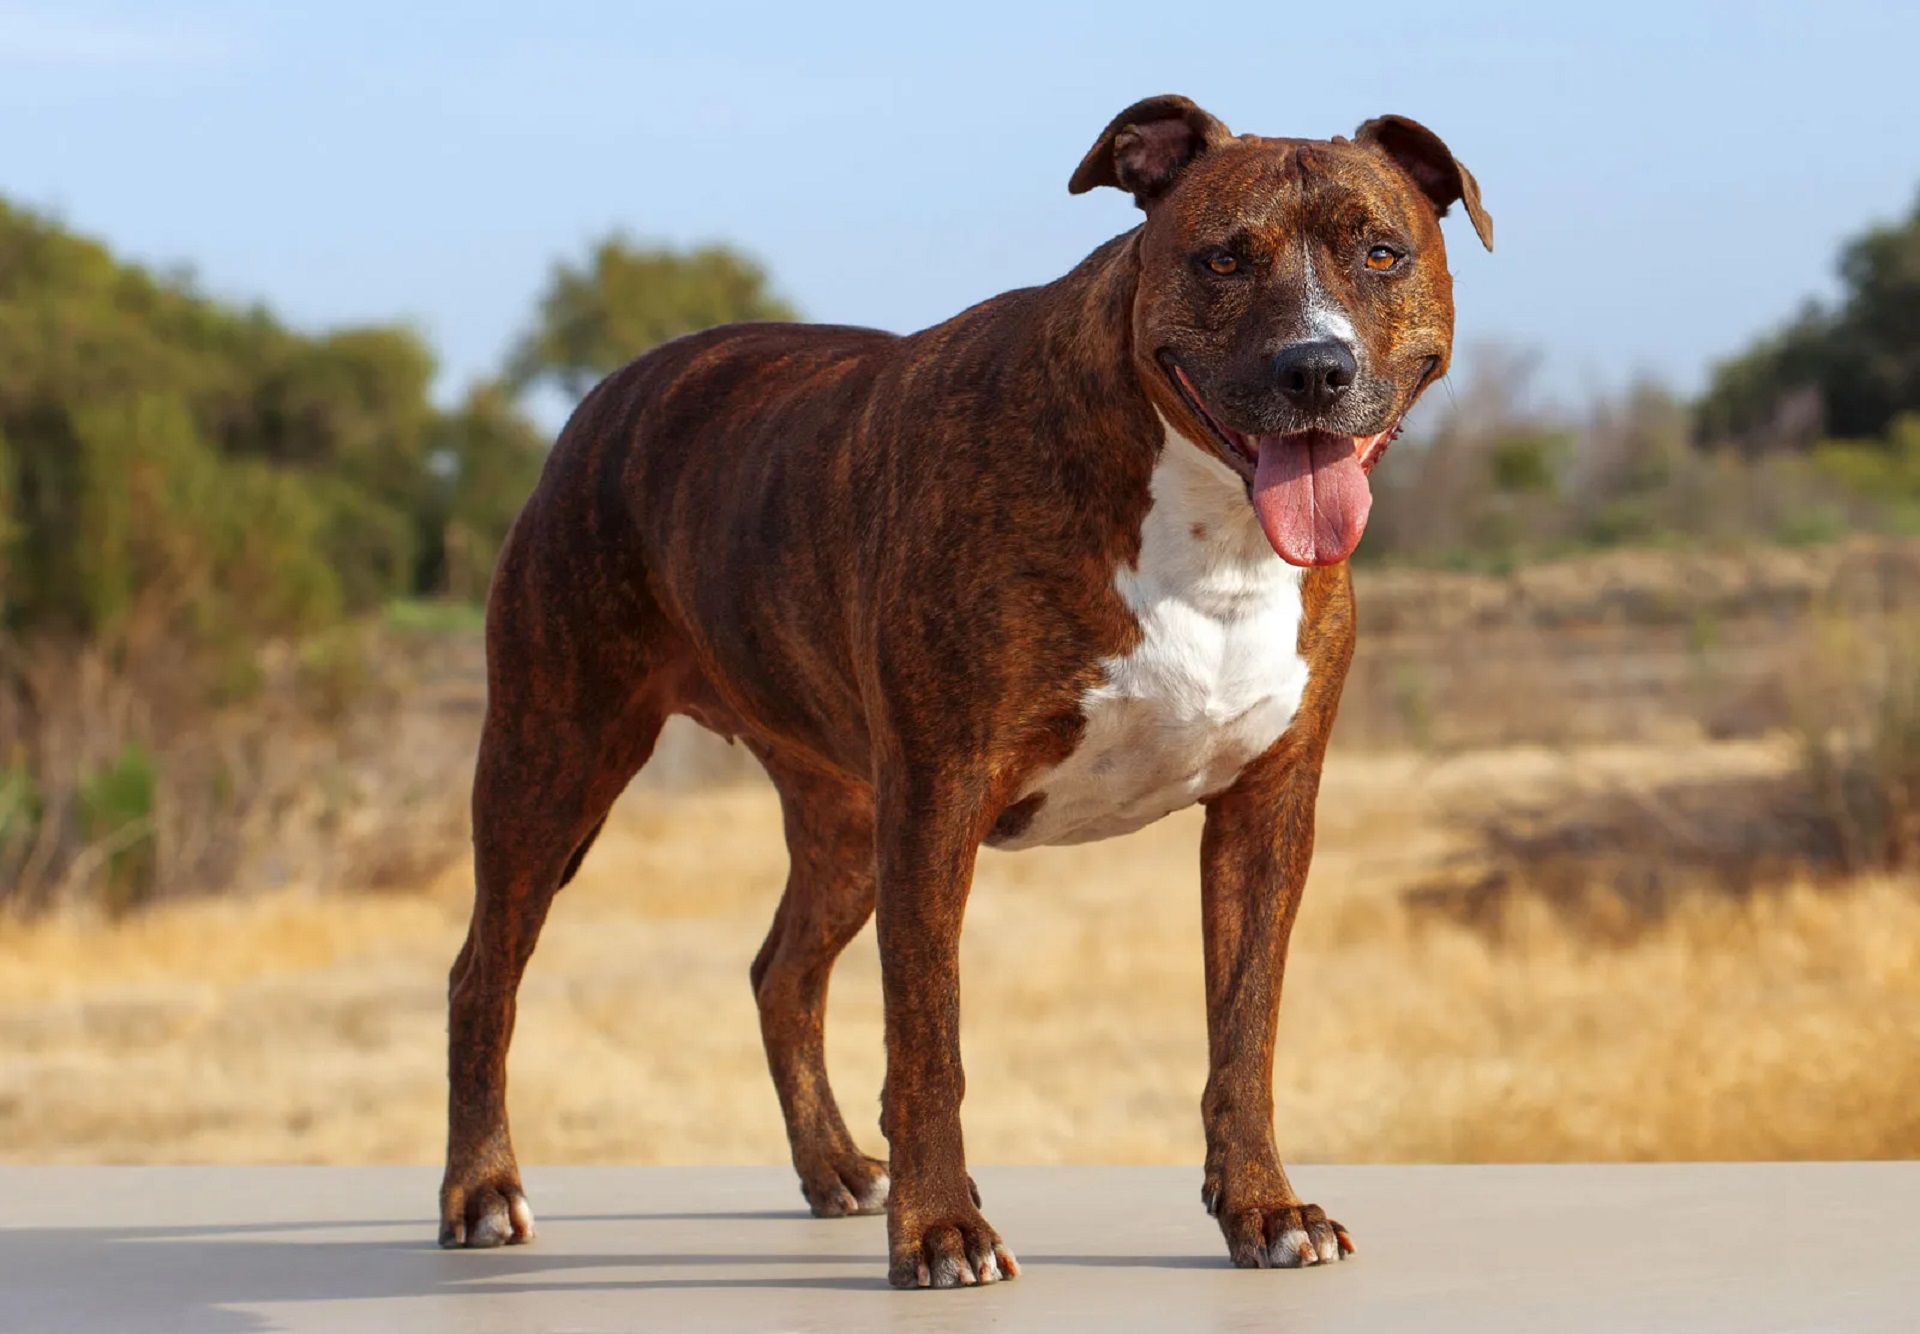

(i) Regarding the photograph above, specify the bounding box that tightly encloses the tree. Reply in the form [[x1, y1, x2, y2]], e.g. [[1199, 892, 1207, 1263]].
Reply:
[[0, 195, 551, 908], [505, 235, 797, 399], [1700, 192, 1920, 448], [416, 381, 549, 597]]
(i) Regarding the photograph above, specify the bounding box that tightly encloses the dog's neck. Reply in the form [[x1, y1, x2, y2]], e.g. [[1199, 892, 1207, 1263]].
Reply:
[[1030, 230, 1157, 425]]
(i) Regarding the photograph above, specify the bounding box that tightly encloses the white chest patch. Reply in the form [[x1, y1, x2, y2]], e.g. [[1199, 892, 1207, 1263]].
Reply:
[[991, 418, 1311, 851]]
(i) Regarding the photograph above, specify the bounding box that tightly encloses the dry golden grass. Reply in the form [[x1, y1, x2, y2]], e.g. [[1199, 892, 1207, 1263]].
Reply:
[[3, 740, 1916, 1167]]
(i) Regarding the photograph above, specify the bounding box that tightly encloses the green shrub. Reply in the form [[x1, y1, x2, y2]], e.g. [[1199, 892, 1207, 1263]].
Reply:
[[0, 752, 40, 871], [76, 743, 159, 913], [385, 597, 487, 636]]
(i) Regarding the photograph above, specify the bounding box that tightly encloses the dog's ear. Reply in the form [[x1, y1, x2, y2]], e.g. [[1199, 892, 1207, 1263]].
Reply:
[[1070, 95, 1233, 210], [1354, 115, 1494, 252]]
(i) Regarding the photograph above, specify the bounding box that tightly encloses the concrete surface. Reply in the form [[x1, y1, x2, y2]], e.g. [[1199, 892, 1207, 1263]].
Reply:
[[2, 1163, 1915, 1333]]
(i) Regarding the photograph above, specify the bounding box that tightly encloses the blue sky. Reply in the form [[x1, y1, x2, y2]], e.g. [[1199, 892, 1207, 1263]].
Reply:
[[5, 0, 1919, 424]]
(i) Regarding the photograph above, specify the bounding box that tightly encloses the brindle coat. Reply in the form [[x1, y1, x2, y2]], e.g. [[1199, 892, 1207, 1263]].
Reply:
[[440, 94, 1491, 1288]]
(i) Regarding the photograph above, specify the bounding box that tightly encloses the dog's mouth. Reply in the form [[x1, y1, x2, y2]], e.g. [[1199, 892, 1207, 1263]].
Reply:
[[1160, 357, 1400, 568]]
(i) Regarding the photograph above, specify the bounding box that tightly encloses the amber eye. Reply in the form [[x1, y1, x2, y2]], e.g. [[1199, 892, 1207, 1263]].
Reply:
[[1206, 252, 1238, 276], [1365, 245, 1400, 272]]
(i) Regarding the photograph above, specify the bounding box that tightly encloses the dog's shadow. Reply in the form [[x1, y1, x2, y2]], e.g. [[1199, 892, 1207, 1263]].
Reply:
[[5, 1209, 1225, 1331]]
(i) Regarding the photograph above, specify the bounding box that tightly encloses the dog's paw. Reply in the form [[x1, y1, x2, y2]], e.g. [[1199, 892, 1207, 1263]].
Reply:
[[888, 1210, 1020, 1289], [438, 1177, 536, 1249], [1213, 1199, 1352, 1269], [801, 1153, 890, 1218]]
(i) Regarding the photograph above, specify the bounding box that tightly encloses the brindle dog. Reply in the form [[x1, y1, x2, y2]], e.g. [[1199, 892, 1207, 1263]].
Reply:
[[439, 93, 1491, 1288]]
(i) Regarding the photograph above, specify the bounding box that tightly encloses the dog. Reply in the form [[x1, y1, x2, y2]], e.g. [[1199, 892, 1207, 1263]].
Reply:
[[439, 93, 1491, 1288]]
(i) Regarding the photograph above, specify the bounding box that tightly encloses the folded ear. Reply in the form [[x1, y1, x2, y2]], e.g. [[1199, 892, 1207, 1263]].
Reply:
[[1069, 95, 1234, 210], [1354, 115, 1494, 252]]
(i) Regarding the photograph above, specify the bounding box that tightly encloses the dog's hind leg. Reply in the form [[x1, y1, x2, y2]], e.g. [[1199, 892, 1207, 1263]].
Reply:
[[438, 524, 671, 1249], [750, 754, 890, 1217]]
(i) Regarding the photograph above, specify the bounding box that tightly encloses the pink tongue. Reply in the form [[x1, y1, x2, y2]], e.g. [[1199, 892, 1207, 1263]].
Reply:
[[1251, 432, 1373, 567]]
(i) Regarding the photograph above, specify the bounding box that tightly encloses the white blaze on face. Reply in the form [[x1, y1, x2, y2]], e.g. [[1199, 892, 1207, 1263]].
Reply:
[[1300, 237, 1359, 353]]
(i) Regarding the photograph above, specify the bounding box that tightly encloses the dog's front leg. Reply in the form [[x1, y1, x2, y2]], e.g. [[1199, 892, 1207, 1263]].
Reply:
[[1197, 740, 1355, 1269], [873, 764, 1020, 1289]]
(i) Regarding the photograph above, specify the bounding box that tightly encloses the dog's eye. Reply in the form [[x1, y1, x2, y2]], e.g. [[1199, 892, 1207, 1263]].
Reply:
[[1365, 245, 1400, 272], [1205, 251, 1238, 276]]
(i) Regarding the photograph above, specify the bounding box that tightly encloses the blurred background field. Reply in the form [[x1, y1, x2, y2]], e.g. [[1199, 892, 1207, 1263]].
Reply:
[[3, 539, 1918, 1166], [4, 4, 1920, 1169]]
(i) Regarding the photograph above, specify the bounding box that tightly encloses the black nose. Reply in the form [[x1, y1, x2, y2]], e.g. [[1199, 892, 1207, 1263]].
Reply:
[[1273, 339, 1357, 414]]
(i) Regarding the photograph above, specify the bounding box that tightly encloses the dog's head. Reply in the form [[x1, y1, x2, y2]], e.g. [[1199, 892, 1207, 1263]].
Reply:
[[1072, 95, 1493, 567]]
